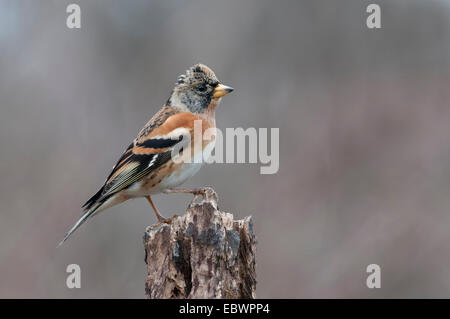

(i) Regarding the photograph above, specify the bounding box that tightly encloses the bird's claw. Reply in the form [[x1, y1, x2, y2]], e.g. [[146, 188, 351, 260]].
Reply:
[[188, 187, 218, 207], [157, 214, 179, 225]]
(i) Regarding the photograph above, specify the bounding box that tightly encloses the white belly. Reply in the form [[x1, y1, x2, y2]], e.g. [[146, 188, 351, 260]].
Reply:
[[126, 162, 203, 196], [155, 162, 203, 191], [151, 140, 216, 193]]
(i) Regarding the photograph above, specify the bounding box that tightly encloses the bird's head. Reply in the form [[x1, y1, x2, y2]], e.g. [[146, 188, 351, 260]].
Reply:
[[167, 64, 234, 113]]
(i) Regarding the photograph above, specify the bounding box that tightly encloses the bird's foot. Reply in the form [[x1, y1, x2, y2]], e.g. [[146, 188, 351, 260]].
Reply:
[[161, 214, 179, 224], [163, 187, 218, 208], [154, 214, 179, 227]]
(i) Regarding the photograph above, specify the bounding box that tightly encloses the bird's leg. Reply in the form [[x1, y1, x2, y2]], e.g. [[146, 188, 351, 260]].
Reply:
[[145, 195, 167, 222], [163, 187, 217, 205]]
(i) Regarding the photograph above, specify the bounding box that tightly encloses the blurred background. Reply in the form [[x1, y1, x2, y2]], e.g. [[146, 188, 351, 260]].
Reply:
[[1, 0, 450, 298]]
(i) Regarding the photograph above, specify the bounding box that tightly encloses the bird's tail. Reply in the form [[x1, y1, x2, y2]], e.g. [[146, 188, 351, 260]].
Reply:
[[57, 203, 103, 247], [57, 187, 106, 247]]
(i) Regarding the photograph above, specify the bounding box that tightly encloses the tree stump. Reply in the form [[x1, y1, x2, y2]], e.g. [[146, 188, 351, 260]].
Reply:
[[143, 187, 257, 299]]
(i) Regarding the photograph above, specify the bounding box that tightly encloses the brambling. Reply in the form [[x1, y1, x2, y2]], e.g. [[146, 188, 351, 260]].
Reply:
[[59, 64, 233, 245]]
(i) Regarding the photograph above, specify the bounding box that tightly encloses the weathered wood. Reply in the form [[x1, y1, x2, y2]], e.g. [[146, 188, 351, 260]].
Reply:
[[143, 187, 256, 299]]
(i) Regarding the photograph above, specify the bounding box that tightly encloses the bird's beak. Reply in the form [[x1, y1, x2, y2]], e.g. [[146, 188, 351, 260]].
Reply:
[[213, 84, 234, 98]]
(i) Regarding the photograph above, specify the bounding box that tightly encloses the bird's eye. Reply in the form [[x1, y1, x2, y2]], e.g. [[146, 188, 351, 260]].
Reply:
[[197, 84, 207, 92]]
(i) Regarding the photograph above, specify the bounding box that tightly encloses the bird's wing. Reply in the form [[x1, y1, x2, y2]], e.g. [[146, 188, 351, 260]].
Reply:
[[91, 110, 199, 204]]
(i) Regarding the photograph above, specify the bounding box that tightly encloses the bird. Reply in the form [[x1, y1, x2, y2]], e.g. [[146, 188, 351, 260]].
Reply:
[[59, 64, 234, 246]]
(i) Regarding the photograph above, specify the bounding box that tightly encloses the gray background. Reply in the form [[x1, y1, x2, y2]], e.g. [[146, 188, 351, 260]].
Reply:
[[1, 0, 450, 298]]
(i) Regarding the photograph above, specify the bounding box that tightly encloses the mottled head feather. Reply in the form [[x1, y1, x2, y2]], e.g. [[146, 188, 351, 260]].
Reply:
[[168, 64, 221, 113], [187, 64, 218, 81]]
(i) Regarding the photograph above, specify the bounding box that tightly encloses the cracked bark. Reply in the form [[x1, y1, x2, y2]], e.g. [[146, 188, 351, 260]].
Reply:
[[143, 188, 257, 299]]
